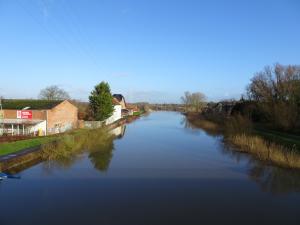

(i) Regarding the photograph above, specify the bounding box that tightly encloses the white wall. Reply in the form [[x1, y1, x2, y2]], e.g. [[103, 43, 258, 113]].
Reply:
[[105, 105, 122, 125], [29, 120, 47, 136]]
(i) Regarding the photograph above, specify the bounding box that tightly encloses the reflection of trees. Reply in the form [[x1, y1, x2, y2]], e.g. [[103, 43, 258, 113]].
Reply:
[[181, 116, 195, 129], [180, 116, 221, 137], [39, 128, 117, 173], [221, 142, 300, 194], [248, 162, 300, 194], [88, 140, 114, 172]]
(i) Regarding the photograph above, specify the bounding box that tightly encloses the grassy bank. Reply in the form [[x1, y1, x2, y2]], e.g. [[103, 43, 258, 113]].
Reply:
[[0, 113, 140, 157], [0, 128, 95, 157], [0, 125, 116, 157], [0, 127, 114, 172], [0, 136, 57, 156], [185, 112, 300, 169], [133, 110, 145, 116], [254, 127, 300, 150]]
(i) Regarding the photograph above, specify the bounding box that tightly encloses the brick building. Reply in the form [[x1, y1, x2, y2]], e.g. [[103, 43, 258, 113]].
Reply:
[[0, 99, 78, 136]]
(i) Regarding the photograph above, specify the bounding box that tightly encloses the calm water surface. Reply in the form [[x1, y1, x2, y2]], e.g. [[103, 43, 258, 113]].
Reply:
[[1, 112, 300, 225]]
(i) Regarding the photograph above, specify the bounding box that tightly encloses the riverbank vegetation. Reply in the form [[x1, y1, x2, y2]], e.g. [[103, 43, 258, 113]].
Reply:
[[185, 63, 300, 169], [186, 112, 300, 169], [0, 128, 103, 157], [0, 127, 117, 171], [0, 135, 57, 156], [40, 128, 114, 170]]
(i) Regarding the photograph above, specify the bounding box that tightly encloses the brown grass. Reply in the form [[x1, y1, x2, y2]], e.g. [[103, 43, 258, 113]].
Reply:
[[185, 113, 221, 134], [224, 114, 253, 135], [186, 112, 300, 169], [228, 134, 300, 169]]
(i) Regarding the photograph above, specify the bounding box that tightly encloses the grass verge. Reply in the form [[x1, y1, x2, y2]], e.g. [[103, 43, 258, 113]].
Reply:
[[0, 129, 88, 157], [0, 136, 56, 156]]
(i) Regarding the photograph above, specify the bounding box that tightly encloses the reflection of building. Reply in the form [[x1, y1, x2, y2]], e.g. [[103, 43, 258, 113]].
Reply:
[[0, 99, 78, 136], [110, 125, 126, 139]]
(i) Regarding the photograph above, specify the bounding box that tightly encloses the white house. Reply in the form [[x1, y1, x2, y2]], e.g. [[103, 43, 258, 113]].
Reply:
[[104, 99, 122, 125]]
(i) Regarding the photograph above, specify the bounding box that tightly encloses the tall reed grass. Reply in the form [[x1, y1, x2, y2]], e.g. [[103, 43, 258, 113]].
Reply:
[[228, 134, 300, 169], [186, 112, 300, 169]]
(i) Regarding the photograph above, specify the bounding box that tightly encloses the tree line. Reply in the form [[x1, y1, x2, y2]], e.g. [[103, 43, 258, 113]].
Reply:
[[247, 63, 300, 131], [182, 63, 300, 132]]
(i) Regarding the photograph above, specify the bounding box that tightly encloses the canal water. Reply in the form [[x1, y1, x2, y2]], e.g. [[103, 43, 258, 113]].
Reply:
[[0, 112, 300, 225]]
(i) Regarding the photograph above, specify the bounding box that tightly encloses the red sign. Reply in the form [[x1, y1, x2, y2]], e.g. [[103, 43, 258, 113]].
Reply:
[[17, 110, 33, 119]]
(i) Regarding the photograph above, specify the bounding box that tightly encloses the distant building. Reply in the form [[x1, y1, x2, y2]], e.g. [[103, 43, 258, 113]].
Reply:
[[0, 99, 78, 136], [126, 104, 139, 113]]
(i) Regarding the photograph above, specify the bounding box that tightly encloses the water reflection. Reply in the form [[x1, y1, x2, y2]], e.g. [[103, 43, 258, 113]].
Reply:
[[88, 139, 114, 172], [88, 125, 126, 172], [181, 116, 221, 137], [221, 140, 300, 194], [249, 163, 300, 194], [3, 115, 300, 195], [5, 126, 127, 174], [110, 125, 126, 139], [2, 112, 300, 225], [46, 126, 127, 172], [183, 115, 300, 194]]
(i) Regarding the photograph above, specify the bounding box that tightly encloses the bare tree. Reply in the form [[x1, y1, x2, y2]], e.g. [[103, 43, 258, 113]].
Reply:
[[181, 91, 191, 112], [181, 91, 206, 112], [247, 63, 300, 130], [191, 92, 206, 112], [39, 85, 70, 100]]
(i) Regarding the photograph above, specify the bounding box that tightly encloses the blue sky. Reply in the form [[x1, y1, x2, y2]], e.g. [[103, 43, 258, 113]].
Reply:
[[0, 0, 299, 103]]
